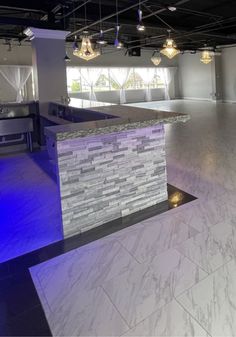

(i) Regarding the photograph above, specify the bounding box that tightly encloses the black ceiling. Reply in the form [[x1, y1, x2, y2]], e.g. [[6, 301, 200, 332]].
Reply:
[[1, 0, 236, 52]]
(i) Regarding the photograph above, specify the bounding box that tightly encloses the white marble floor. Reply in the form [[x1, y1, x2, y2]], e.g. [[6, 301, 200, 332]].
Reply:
[[30, 100, 236, 336]]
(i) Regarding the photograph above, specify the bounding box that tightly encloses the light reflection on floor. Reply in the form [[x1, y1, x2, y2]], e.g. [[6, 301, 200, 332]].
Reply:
[[0, 150, 63, 263]]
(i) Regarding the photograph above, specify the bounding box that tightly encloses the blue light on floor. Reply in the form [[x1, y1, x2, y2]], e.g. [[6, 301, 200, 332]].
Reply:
[[0, 151, 63, 263]]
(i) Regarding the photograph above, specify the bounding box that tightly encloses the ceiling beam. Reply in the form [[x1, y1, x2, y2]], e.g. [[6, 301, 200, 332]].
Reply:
[[67, 0, 149, 38], [0, 16, 63, 30]]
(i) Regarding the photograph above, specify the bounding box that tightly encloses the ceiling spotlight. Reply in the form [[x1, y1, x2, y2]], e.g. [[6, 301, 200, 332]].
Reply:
[[137, 9, 145, 31], [97, 30, 107, 45], [168, 6, 177, 11]]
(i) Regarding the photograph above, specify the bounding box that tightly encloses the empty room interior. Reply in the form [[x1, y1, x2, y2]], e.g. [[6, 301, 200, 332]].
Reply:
[[1, 0, 236, 336]]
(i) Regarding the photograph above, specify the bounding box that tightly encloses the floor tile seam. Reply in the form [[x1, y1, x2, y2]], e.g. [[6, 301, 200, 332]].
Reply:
[[174, 244, 211, 275], [100, 285, 131, 332], [174, 297, 213, 337], [116, 238, 143, 265], [174, 257, 235, 302]]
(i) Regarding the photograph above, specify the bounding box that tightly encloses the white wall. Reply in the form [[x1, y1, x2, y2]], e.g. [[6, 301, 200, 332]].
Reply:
[[178, 53, 214, 101], [221, 47, 236, 102], [0, 42, 179, 103]]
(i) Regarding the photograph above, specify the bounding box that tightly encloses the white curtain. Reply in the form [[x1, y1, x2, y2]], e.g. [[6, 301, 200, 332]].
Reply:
[[110, 68, 130, 104], [157, 68, 176, 100], [80, 68, 102, 101], [0, 66, 32, 102], [136, 68, 155, 102]]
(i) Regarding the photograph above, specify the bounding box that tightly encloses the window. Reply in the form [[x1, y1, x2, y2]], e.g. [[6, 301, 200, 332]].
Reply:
[[67, 67, 166, 93], [94, 70, 110, 91]]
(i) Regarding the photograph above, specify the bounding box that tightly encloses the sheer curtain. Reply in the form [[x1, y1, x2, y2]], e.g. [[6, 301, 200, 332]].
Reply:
[[136, 68, 155, 101], [0, 66, 32, 102], [80, 68, 101, 101], [110, 68, 130, 104], [157, 68, 176, 100]]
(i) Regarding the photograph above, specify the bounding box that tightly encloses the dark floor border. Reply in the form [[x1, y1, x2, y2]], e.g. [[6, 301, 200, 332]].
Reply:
[[0, 184, 196, 336]]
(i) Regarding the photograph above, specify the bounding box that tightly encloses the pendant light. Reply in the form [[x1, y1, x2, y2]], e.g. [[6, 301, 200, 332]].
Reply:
[[200, 50, 212, 64], [73, 32, 100, 61], [151, 51, 162, 66], [73, 3, 100, 61], [114, 0, 123, 49], [200, 45, 213, 64], [137, 0, 145, 32], [63, 5, 71, 62], [160, 30, 180, 59], [97, 0, 107, 45]]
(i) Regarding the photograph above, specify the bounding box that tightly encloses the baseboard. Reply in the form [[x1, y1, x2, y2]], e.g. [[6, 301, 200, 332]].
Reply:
[[222, 100, 236, 104], [181, 97, 214, 102]]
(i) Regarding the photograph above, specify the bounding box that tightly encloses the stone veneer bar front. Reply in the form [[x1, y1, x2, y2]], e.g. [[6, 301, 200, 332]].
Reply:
[[45, 103, 189, 238]]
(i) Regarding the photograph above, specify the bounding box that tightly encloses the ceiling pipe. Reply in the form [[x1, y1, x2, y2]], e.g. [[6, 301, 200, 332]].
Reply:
[[127, 21, 236, 51], [67, 0, 149, 38]]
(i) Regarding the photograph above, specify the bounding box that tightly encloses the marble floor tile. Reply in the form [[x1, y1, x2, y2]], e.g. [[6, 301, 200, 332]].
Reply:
[[30, 239, 139, 303], [123, 300, 209, 337], [40, 284, 129, 337], [176, 221, 236, 273], [117, 213, 199, 263], [103, 249, 206, 328], [177, 259, 236, 337], [172, 198, 236, 233]]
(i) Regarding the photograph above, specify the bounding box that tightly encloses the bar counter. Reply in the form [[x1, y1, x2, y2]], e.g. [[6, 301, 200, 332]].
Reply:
[[45, 101, 189, 238]]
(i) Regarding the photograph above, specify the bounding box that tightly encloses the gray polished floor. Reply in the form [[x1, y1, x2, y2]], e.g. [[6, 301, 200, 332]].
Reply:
[[30, 100, 236, 336]]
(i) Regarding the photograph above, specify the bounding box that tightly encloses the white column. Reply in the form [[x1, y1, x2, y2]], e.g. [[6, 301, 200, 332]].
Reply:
[[24, 27, 70, 104]]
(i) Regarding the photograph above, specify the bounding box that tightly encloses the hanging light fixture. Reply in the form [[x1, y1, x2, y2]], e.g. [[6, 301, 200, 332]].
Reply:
[[62, 5, 70, 62], [114, 25, 123, 49], [114, 0, 123, 49], [64, 53, 71, 62], [137, 0, 145, 32], [200, 46, 213, 64], [73, 2, 100, 61], [151, 51, 162, 66], [97, 0, 107, 45], [73, 32, 100, 61], [200, 50, 212, 64], [160, 30, 180, 59]]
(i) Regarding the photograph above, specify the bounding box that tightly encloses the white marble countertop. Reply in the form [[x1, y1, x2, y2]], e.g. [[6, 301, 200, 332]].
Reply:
[[45, 103, 190, 141]]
